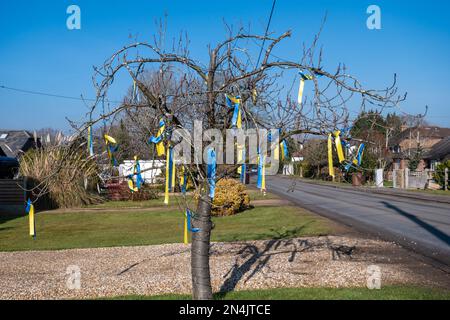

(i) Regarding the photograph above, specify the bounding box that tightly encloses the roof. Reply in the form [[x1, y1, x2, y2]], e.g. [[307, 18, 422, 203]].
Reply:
[[0, 130, 39, 158], [424, 136, 450, 160], [390, 126, 450, 146]]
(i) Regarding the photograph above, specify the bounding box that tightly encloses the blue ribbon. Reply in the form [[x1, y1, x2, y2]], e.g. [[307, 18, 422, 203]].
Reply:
[[226, 95, 241, 128], [168, 146, 174, 192], [257, 151, 264, 189], [206, 148, 216, 199], [149, 119, 165, 144], [25, 198, 32, 213], [135, 160, 144, 189], [186, 209, 200, 233], [240, 148, 246, 184], [356, 143, 365, 166]]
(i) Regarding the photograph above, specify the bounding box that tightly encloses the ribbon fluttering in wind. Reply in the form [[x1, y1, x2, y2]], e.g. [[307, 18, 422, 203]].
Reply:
[[164, 146, 175, 205], [127, 156, 144, 193], [333, 131, 345, 164], [206, 148, 216, 199], [25, 199, 36, 239], [104, 134, 118, 166], [269, 129, 288, 161], [179, 165, 188, 194], [149, 119, 166, 157], [328, 134, 335, 179], [297, 71, 313, 105], [87, 125, 94, 157], [353, 143, 365, 166], [225, 94, 242, 128]]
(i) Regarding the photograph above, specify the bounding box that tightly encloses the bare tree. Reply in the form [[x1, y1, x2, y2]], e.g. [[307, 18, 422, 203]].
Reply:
[[67, 22, 404, 300]]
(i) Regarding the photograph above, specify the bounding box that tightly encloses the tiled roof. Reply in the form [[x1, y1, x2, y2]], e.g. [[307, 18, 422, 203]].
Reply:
[[390, 126, 450, 146], [0, 130, 39, 158], [424, 136, 450, 160]]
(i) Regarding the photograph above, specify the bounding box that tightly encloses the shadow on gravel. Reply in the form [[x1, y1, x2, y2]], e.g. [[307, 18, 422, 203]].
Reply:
[[218, 237, 355, 295], [381, 201, 450, 247]]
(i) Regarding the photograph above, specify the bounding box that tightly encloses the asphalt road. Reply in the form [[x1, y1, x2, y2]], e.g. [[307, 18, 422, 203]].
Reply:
[[265, 175, 450, 267]]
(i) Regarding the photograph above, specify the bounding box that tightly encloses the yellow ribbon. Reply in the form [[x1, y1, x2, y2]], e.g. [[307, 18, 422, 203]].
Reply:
[[184, 215, 189, 244], [328, 134, 335, 178], [298, 79, 305, 104], [261, 155, 266, 192], [164, 147, 170, 205], [28, 203, 35, 237], [334, 130, 345, 163], [155, 122, 166, 157]]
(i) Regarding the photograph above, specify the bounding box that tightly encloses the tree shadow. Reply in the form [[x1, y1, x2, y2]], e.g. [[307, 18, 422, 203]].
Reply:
[[217, 237, 355, 297], [381, 201, 450, 247]]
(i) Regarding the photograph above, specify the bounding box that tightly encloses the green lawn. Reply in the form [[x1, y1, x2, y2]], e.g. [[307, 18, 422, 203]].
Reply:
[[0, 205, 332, 251], [103, 286, 450, 300]]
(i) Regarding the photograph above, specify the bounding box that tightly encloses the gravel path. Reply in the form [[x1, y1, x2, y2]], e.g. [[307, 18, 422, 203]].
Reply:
[[0, 236, 448, 299]]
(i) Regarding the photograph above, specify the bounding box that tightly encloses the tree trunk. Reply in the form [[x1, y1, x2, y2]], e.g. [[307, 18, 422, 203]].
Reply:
[[191, 193, 213, 300]]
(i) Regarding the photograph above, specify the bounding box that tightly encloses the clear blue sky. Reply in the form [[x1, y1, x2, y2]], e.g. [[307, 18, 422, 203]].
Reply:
[[1, 0, 449, 132]]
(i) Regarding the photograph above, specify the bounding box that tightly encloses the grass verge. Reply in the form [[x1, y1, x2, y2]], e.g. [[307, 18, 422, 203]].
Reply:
[[103, 286, 450, 300], [0, 205, 331, 251]]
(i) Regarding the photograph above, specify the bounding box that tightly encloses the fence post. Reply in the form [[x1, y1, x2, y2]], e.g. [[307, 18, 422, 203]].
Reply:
[[445, 168, 449, 191], [404, 168, 409, 189]]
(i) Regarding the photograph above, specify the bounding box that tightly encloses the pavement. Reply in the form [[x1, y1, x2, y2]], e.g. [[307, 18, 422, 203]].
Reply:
[[265, 175, 450, 268]]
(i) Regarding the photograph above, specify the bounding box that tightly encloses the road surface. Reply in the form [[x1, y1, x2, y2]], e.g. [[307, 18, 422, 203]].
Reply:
[[265, 176, 450, 267]]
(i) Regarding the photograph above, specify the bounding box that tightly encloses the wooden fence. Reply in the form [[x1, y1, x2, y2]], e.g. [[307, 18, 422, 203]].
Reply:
[[0, 178, 27, 216]]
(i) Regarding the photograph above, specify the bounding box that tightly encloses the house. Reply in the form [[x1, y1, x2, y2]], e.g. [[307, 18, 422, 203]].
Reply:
[[0, 130, 40, 159], [423, 136, 450, 170], [389, 126, 450, 170]]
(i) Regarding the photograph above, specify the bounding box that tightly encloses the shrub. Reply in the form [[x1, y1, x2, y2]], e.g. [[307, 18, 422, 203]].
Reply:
[[20, 144, 103, 209], [212, 178, 250, 216], [433, 160, 450, 190]]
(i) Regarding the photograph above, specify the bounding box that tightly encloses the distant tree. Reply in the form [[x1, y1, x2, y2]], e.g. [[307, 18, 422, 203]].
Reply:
[[408, 144, 424, 171]]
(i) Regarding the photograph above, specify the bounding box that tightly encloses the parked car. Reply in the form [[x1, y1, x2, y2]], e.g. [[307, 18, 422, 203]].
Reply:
[[0, 157, 19, 179]]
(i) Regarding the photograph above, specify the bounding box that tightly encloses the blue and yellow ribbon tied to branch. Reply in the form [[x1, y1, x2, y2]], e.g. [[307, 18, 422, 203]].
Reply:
[[127, 156, 144, 193], [225, 94, 242, 129], [149, 119, 166, 157], [256, 151, 266, 192], [206, 148, 217, 199], [353, 143, 365, 166], [179, 165, 188, 194], [25, 198, 36, 239], [104, 134, 118, 166], [237, 146, 246, 183]]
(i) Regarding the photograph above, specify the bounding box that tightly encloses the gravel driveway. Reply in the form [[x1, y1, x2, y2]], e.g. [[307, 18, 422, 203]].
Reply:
[[0, 236, 448, 299]]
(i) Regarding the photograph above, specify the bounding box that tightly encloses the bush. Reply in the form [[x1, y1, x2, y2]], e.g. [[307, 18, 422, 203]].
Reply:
[[20, 145, 103, 209], [433, 160, 450, 190], [212, 178, 250, 216]]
